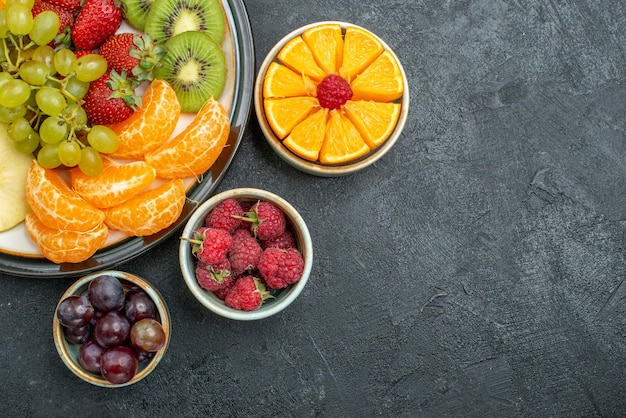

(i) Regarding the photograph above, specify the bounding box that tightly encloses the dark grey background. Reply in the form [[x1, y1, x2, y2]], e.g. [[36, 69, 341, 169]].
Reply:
[[1, 0, 625, 416]]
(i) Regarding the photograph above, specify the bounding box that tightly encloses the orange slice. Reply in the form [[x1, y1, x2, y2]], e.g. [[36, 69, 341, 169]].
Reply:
[[263, 62, 316, 98], [103, 179, 186, 236], [263, 96, 319, 139], [339, 26, 384, 81], [144, 98, 230, 179], [282, 108, 328, 161], [24, 212, 108, 264], [26, 162, 105, 232], [107, 79, 181, 159], [319, 110, 370, 164], [277, 36, 326, 81], [301, 23, 344, 75], [343, 100, 401, 149], [71, 160, 157, 209], [350, 50, 404, 102]]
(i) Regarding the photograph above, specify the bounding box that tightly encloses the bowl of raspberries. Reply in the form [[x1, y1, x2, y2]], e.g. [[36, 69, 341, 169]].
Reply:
[[179, 188, 313, 320]]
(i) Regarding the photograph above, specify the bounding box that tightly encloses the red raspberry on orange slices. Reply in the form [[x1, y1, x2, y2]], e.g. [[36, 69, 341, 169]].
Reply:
[[316, 74, 353, 109]]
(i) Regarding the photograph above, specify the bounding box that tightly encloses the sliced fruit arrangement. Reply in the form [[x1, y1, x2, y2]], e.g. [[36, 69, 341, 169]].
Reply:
[[262, 23, 404, 165], [0, 0, 231, 263]]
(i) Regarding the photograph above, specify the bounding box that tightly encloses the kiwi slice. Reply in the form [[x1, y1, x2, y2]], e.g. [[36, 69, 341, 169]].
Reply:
[[143, 0, 226, 45], [154, 31, 226, 112], [119, 0, 156, 30]]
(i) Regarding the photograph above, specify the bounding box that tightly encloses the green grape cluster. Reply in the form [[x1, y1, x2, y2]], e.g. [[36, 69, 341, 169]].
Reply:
[[0, 0, 120, 176]]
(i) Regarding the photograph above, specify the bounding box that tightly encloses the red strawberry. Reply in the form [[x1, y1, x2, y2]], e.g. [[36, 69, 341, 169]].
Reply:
[[205, 198, 244, 233], [74, 49, 96, 59], [224, 276, 273, 311], [228, 229, 263, 274], [72, 0, 123, 50], [239, 201, 287, 241], [316, 74, 353, 109], [258, 247, 304, 289], [46, 0, 81, 12], [195, 259, 233, 292], [31, 0, 75, 48], [83, 70, 141, 125], [98, 33, 165, 83]]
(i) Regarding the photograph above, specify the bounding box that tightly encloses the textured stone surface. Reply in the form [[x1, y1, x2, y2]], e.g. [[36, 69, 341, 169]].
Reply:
[[1, 0, 625, 416]]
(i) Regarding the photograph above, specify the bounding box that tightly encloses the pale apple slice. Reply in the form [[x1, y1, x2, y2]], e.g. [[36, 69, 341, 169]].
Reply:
[[0, 123, 33, 231]]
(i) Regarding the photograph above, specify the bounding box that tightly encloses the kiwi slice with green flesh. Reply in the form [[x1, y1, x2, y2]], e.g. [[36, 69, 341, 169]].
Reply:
[[154, 31, 226, 112], [143, 0, 226, 45], [120, 0, 156, 31]]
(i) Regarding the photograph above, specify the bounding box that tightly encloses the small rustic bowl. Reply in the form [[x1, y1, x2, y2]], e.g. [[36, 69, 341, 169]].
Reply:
[[254, 21, 410, 177], [53, 270, 171, 388], [179, 188, 313, 320]]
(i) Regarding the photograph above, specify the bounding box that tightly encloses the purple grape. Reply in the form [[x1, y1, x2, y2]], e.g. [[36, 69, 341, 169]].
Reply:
[[79, 340, 107, 374], [93, 311, 130, 348], [56, 295, 93, 328], [124, 288, 157, 324], [130, 318, 165, 352], [63, 323, 92, 344], [88, 274, 125, 312], [100, 346, 139, 384]]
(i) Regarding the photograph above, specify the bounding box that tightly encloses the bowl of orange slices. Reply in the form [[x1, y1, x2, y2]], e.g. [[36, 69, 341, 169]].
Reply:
[[254, 21, 409, 176]]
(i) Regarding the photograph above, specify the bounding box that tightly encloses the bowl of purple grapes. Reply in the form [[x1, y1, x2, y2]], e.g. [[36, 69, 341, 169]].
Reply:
[[53, 270, 171, 387]]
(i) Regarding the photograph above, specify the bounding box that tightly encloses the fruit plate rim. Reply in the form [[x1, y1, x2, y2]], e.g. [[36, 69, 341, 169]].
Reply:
[[0, 0, 255, 278]]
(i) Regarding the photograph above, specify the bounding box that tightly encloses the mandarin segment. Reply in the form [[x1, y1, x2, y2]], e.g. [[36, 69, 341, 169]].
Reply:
[[263, 62, 316, 98], [282, 108, 329, 161], [301, 23, 344, 75], [277, 36, 327, 81], [24, 212, 108, 264], [107, 79, 182, 159], [144, 98, 230, 179], [343, 100, 401, 149], [26, 162, 105, 232], [263, 96, 319, 139], [319, 110, 370, 165], [339, 26, 384, 81], [71, 160, 157, 209], [103, 179, 186, 236], [350, 50, 404, 102]]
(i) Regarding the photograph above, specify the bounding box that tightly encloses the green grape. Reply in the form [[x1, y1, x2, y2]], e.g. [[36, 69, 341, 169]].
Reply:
[[6, 0, 35, 8], [32, 45, 57, 75], [36, 87, 66, 116], [73, 54, 107, 82], [0, 72, 13, 88], [0, 10, 8, 39], [63, 77, 89, 100], [7, 116, 32, 141], [58, 140, 82, 167], [0, 78, 31, 107], [29, 11, 60, 46], [0, 104, 26, 123], [6, 3, 33, 36], [13, 130, 39, 154], [53, 49, 76, 77], [39, 115, 68, 144], [37, 143, 62, 169], [63, 102, 88, 127], [78, 146, 103, 176], [18, 60, 50, 85], [87, 125, 120, 154]]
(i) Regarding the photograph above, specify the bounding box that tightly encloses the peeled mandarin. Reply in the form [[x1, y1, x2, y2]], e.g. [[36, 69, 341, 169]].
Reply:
[[339, 26, 384, 81], [26, 162, 105, 232], [282, 108, 329, 161], [343, 100, 401, 149], [301, 23, 344, 75], [319, 110, 370, 165], [350, 50, 404, 102], [24, 212, 108, 264], [277, 36, 327, 81], [107, 79, 181, 159], [103, 179, 186, 236], [144, 98, 230, 179], [263, 62, 316, 98], [264, 96, 319, 139]]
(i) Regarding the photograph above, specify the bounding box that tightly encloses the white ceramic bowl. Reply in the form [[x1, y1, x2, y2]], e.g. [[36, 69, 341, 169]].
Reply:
[[179, 188, 313, 320], [52, 270, 171, 387], [254, 21, 410, 176]]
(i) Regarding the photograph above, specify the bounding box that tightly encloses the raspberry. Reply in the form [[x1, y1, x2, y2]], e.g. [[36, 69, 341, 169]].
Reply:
[[228, 229, 263, 274], [316, 74, 353, 109], [240, 201, 286, 241], [186, 227, 232, 265], [224, 276, 273, 311], [262, 230, 296, 250], [258, 247, 305, 289], [195, 259, 232, 292], [205, 198, 243, 233]]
